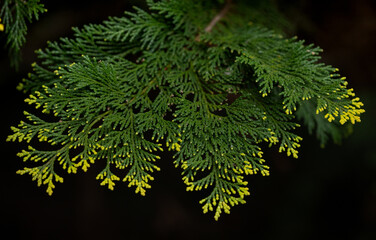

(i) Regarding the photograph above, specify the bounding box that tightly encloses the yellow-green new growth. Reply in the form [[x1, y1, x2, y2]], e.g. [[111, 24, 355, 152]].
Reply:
[[0, 18, 4, 31], [7, 0, 365, 221]]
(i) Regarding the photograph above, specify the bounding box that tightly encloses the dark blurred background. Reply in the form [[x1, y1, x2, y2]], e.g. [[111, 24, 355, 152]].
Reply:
[[0, 0, 375, 239]]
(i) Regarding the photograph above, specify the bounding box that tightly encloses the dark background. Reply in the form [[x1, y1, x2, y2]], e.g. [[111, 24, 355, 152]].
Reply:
[[0, 0, 375, 239]]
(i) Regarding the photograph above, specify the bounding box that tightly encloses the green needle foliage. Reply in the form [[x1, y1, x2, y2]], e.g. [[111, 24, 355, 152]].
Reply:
[[0, 0, 47, 68], [7, 0, 365, 220]]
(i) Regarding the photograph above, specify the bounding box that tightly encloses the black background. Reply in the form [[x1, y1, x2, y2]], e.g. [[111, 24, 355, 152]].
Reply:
[[0, 0, 375, 239]]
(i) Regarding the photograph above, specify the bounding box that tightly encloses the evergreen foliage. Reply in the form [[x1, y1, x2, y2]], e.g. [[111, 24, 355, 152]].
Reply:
[[7, 0, 365, 220], [0, 0, 46, 68]]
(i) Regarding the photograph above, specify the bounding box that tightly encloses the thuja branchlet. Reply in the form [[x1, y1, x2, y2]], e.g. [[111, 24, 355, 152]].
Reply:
[[5, 0, 364, 220]]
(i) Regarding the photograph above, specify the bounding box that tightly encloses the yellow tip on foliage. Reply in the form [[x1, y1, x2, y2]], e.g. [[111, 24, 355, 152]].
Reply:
[[0, 18, 4, 31]]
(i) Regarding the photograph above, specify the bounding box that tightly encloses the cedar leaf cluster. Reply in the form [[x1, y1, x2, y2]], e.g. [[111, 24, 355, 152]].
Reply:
[[0, 0, 46, 68], [6, 0, 364, 220]]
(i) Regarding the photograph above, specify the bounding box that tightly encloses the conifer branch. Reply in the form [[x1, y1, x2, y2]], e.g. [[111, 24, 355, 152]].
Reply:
[[0, 0, 47, 68], [6, 0, 364, 221]]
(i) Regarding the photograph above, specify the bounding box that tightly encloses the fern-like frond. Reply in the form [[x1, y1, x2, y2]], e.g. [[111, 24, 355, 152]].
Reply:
[[8, 0, 364, 220]]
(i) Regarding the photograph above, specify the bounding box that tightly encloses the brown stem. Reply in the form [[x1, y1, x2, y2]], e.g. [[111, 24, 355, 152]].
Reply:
[[195, 0, 233, 41], [204, 0, 232, 33]]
